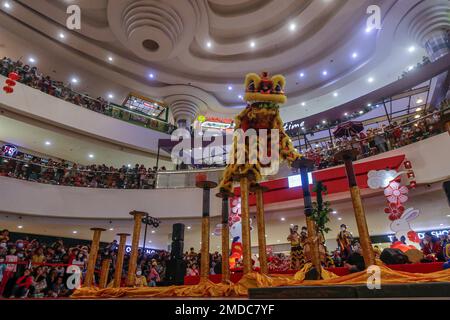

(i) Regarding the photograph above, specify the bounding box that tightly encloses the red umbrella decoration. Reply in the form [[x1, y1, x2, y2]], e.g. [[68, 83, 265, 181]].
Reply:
[[333, 121, 364, 138]]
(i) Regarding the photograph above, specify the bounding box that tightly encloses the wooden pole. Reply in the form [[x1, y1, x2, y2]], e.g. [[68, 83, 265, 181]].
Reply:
[[216, 191, 232, 283], [127, 211, 145, 286], [197, 180, 218, 282], [341, 150, 376, 267], [252, 185, 269, 275], [240, 175, 252, 274], [114, 233, 129, 288], [84, 228, 105, 287], [99, 259, 111, 288]]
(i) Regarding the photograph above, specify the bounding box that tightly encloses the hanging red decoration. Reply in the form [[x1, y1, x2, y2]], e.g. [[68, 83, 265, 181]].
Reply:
[[3, 86, 14, 94], [404, 160, 412, 169], [7, 72, 20, 81], [409, 180, 417, 189], [5, 79, 16, 87]]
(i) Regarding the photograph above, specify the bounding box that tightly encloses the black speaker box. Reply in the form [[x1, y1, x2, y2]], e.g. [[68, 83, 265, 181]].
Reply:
[[165, 258, 186, 285], [172, 223, 185, 241], [171, 240, 184, 259]]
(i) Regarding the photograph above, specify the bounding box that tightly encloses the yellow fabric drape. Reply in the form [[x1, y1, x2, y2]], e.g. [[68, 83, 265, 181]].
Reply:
[[72, 264, 450, 298]]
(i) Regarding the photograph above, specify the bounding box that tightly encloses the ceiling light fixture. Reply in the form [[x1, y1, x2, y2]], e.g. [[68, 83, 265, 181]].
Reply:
[[108, 56, 113, 62], [352, 52, 358, 59], [151, 230, 155, 234], [408, 65, 414, 71], [338, 217, 342, 221], [250, 41, 256, 48], [289, 23, 297, 31], [149, 73, 154, 79], [408, 46, 416, 53], [368, 103, 372, 107], [148, 240, 152, 243], [322, 120, 327, 124], [71, 77, 78, 84], [206, 41, 212, 48], [187, 226, 192, 230], [344, 112, 348, 116], [238, 95, 243, 99], [108, 93, 114, 99], [415, 107, 422, 112], [322, 70, 328, 76], [301, 102, 306, 106], [368, 77, 374, 83], [299, 72, 305, 78], [365, 27, 372, 33], [333, 92, 338, 97], [109, 228, 114, 231], [44, 141, 51, 146], [359, 110, 364, 114], [72, 230, 78, 234], [3, 1, 11, 8], [228, 85, 233, 91], [17, 225, 23, 229], [88, 154, 94, 159], [29, 57, 36, 63], [59, 32, 65, 39], [414, 114, 420, 119], [280, 217, 286, 221], [416, 98, 423, 104]]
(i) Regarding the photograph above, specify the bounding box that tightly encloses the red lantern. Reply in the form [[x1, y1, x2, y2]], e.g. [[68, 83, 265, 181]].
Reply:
[[404, 160, 412, 169], [407, 171, 415, 179], [409, 180, 417, 189], [3, 85, 13, 94], [8, 72, 20, 81], [5, 79, 16, 87], [195, 173, 207, 185]]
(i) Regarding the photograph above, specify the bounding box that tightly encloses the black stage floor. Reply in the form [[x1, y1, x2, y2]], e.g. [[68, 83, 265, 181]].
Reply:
[[248, 282, 450, 299]]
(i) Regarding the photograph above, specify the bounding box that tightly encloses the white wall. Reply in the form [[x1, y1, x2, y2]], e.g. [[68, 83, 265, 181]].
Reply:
[[0, 75, 169, 155]]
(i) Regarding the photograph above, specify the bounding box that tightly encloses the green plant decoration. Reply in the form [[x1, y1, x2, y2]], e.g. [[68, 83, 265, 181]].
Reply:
[[311, 181, 332, 239]]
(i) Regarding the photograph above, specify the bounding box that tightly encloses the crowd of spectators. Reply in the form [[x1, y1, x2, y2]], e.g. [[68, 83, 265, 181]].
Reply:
[[302, 111, 443, 171], [0, 149, 169, 189]]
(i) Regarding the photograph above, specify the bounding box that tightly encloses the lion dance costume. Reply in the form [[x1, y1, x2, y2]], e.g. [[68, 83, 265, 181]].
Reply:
[[218, 71, 302, 193]]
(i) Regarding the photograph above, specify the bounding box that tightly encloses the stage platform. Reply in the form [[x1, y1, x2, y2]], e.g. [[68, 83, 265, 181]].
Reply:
[[248, 282, 450, 299]]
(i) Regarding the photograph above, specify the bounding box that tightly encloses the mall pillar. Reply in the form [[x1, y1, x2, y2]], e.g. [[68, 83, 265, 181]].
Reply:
[[216, 191, 233, 283], [84, 228, 106, 287], [293, 158, 321, 279], [114, 233, 130, 288], [127, 211, 145, 286], [99, 258, 111, 289], [251, 184, 269, 275], [196, 179, 218, 282], [338, 150, 376, 267]]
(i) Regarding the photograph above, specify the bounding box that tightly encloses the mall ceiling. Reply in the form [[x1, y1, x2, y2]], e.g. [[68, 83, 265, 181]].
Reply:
[[0, 0, 447, 121]]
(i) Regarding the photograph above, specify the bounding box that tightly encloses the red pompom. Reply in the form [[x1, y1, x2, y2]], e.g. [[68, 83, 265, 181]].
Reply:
[[3, 85, 14, 94], [5, 79, 16, 87], [8, 72, 20, 81]]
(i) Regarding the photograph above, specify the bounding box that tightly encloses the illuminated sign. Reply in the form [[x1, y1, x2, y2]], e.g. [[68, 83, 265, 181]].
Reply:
[[288, 173, 313, 188], [1, 144, 18, 157], [125, 246, 158, 255], [387, 229, 450, 242]]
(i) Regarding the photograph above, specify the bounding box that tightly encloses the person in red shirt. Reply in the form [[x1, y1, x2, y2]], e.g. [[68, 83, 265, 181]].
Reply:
[[420, 232, 441, 262], [10, 269, 33, 298]]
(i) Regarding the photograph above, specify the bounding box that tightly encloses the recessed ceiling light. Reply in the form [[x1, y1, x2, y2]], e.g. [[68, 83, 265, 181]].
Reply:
[[338, 217, 342, 221], [359, 110, 364, 114], [408, 65, 414, 71], [211, 232, 214, 236], [322, 120, 327, 124], [228, 85, 233, 91], [408, 46, 416, 53], [148, 240, 152, 243], [72, 230, 78, 234], [29, 57, 36, 63], [299, 72, 305, 78], [109, 228, 114, 231], [59, 32, 65, 39], [88, 154, 94, 159], [149, 73, 154, 79], [415, 107, 422, 112], [151, 230, 155, 234], [414, 114, 420, 119], [440, 223, 444, 226], [289, 23, 297, 31], [206, 41, 212, 48], [17, 225, 23, 229], [352, 52, 358, 59], [344, 112, 348, 116], [301, 102, 306, 106], [238, 95, 243, 99], [416, 98, 423, 104], [71, 77, 78, 84], [250, 41, 256, 48], [108, 93, 114, 99], [277, 240, 281, 243], [108, 56, 113, 62], [280, 217, 285, 221], [187, 226, 192, 230], [332, 211, 337, 214], [322, 70, 328, 76], [447, 215, 450, 217], [367, 103, 372, 107], [367, 77, 374, 83], [3, 1, 11, 8], [365, 27, 373, 33], [45, 141, 51, 146], [333, 92, 338, 97]]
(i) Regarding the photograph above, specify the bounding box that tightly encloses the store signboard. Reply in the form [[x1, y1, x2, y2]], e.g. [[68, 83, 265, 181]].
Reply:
[[386, 228, 450, 242], [125, 245, 159, 255], [1, 144, 18, 157], [288, 173, 313, 188]]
